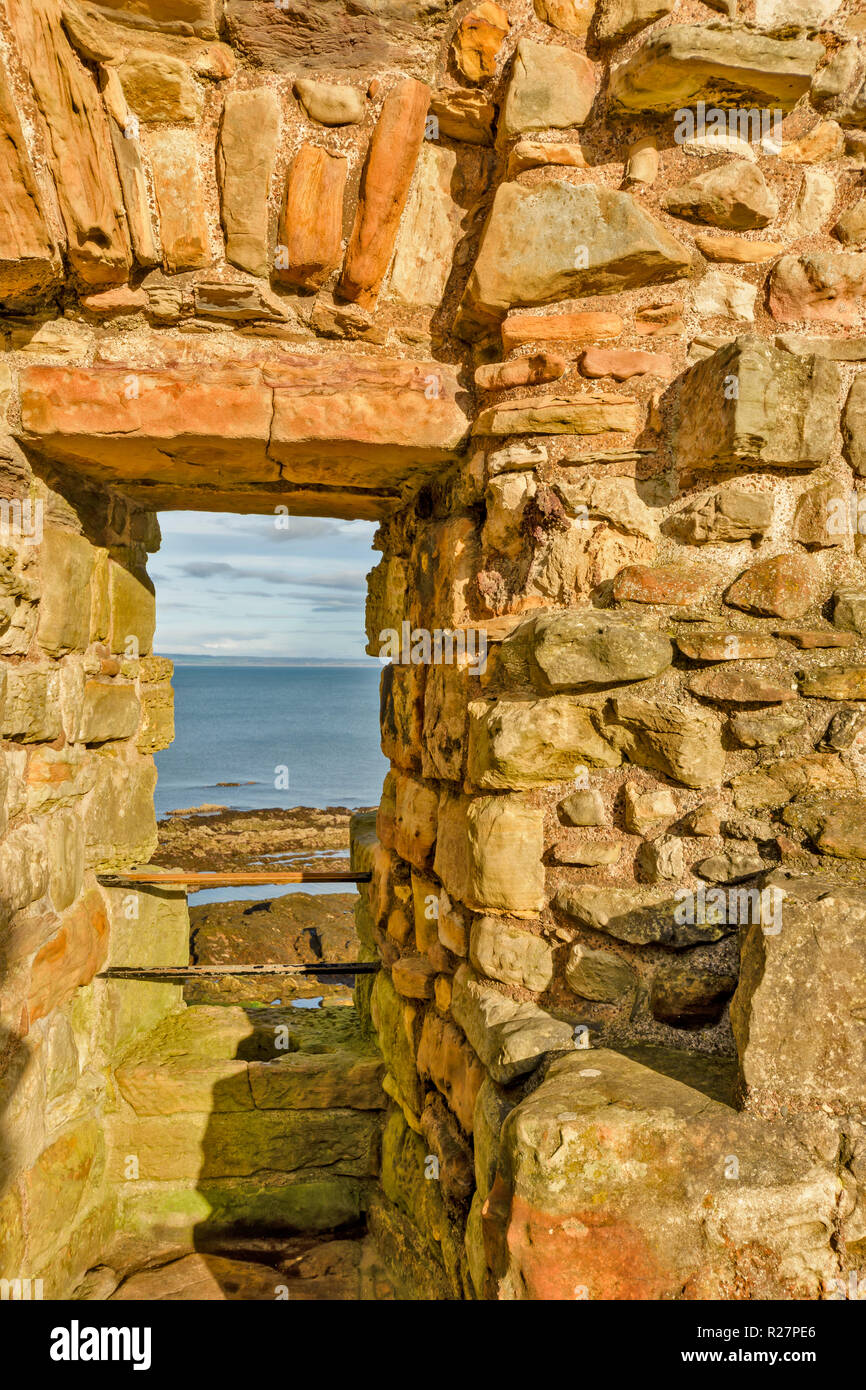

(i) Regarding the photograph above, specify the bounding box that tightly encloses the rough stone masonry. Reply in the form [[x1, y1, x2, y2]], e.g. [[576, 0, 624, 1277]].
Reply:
[[1, 0, 866, 1300]]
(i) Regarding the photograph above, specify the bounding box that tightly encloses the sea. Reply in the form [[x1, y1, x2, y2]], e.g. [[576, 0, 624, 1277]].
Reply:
[[154, 664, 388, 906]]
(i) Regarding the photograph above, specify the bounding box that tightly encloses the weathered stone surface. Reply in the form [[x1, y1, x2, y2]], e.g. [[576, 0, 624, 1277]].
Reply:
[[225, 0, 457, 74], [786, 169, 836, 241], [555, 838, 621, 866], [91, 0, 220, 36], [692, 269, 757, 322], [0, 62, 60, 307], [609, 25, 822, 115], [835, 196, 866, 248], [731, 752, 855, 811], [452, 2, 509, 82], [695, 850, 764, 883], [387, 145, 461, 309], [606, 696, 726, 788], [501, 38, 594, 137], [429, 88, 495, 144], [473, 392, 639, 437], [555, 883, 731, 946], [470, 916, 554, 991], [613, 563, 714, 607], [732, 874, 866, 1116], [636, 835, 684, 882], [557, 476, 659, 540], [451, 965, 572, 1083], [533, 0, 594, 34], [595, 0, 674, 43], [69, 680, 140, 744], [19, 357, 469, 516], [666, 488, 773, 544], [117, 49, 201, 121], [578, 348, 672, 381], [218, 88, 280, 279], [834, 585, 866, 633], [676, 337, 839, 473], [2, 668, 60, 742], [507, 139, 587, 175], [294, 79, 365, 126], [788, 800, 866, 859], [339, 79, 430, 309], [8, 0, 132, 286], [559, 788, 606, 826], [149, 129, 211, 271], [476, 353, 566, 391], [27, 890, 109, 1026], [776, 628, 855, 650], [689, 668, 797, 705], [725, 554, 817, 621], [36, 527, 94, 656], [676, 632, 778, 662], [391, 956, 436, 1000], [502, 609, 673, 691], [694, 233, 785, 264], [624, 783, 676, 835], [501, 311, 623, 351], [278, 145, 347, 290], [416, 1009, 484, 1133], [565, 943, 635, 1001], [434, 792, 545, 914], [842, 375, 866, 477], [468, 696, 617, 789], [458, 181, 690, 335], [650, 967, 737, 1028], [769, 253, 866, 326], [111, 1253, 287, 1301], [799, 666, 866, 700], [370, 970, 421, 1113], [792, 482, 848, 549], [663, 161, 778, 231]]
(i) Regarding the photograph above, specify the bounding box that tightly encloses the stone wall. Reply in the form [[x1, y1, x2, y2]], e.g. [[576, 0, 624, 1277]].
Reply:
[[0, 0, 865, 1299]]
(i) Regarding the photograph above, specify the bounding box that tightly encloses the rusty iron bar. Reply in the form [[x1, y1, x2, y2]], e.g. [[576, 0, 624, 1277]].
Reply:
[[97, 870, 371, 888], [100, 962, 380, 979]]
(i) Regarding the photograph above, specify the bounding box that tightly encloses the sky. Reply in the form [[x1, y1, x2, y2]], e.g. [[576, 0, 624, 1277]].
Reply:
[[150, 511, 380, 661]]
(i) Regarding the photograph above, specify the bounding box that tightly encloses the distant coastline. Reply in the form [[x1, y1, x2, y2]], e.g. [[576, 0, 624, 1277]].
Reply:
[[162, 653, 381, 668]]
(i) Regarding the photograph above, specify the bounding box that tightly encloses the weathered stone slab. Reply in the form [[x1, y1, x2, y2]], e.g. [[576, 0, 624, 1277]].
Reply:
[[434, 792, 545, 914], [676, 337, 839, 472], [663, 161, 778, 231], [416, 1010, 485, 1132], [485, 1049, 840, 1299], [732, 874, 866, 1117], [468, 696, 618, 788], [225, 0, 458, 75], [473, 393, 640, 436], [605, 696, 726, 788], [501, 37, 595, 136], [277, 144, 347, 290], [18, 356, 469, 517], [451, 965, 573, 1083], [92, 0, 220, 37], [555, 883, 733, 946], [458, 181, 690, 336], [502, 609, 673, 692], [769, 253, 866, 327], [8, 0, 132, 285], [218, 88, 281, 279], [470, 916, 554, 992], [609, 25, 822, 114], [339, 79, 430, 309], [0, 62, 61, 307], [149, 129, 211, 271]]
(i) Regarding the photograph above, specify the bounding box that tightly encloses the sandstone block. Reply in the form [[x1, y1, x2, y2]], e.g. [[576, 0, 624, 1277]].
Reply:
[[451, 964, 573, 1083], [501, 608, 673, 690], [609, 25, 821, 114], [37, 527, 95, 656], [277, 145, 347, 291], [725, 554, 817, 621], [769, 253, 866, 327], [117, 49, 201, 122], [294, 79, 365, 126], [501, 38, 595, 137], [565, 943, 635, 1001], [468, 696, 618, 789], [470, 916, 554, 992], [434, 792, 545, 914], [452, 2, 509, 83], [663, 161, 778, 231], [218, 88, 280, 279], [605, 696, 725, 788], [149, 129, 211, 271], [416, 1010, 485, 1133], [339, 79, 430, 309], [458, 181, 690, 336], [676, 337, 839, 473]]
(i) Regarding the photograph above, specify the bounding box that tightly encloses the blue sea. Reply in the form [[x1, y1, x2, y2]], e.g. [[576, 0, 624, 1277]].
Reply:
[[155, 664, 387, 819]]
